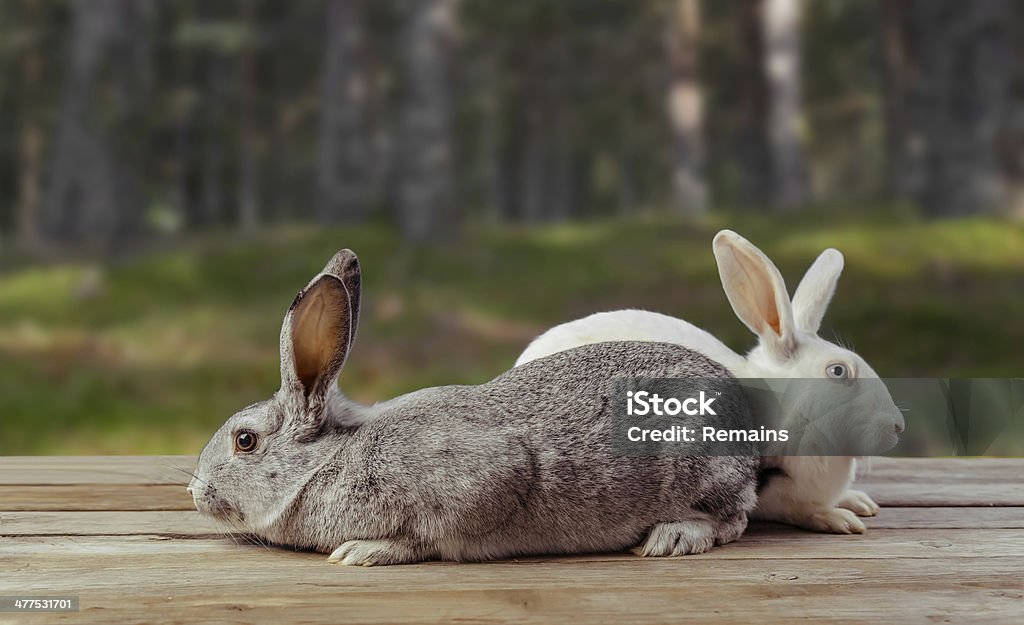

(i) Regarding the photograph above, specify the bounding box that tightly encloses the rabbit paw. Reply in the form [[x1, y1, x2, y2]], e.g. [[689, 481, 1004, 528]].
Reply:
[[632, 520, 716, 557], [327, 539, 419, 567], [802, 507, 867, 534], [837, 489, 880, 517]]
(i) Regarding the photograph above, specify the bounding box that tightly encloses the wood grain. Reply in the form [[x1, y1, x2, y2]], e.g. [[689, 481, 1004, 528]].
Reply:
[[0, 456, 196, 484], [859, 457, 1024, 506], [3, 521, 1024, 561], [2, 546, 1022, 625], [0, 456, 1021, 624], [4, 457, 1022, 510], [0, 484, 194, 511]]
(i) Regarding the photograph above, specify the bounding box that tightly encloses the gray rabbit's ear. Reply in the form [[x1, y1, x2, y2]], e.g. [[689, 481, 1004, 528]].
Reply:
[[279, 266, 355, 421], [321, 249, 361, 347]]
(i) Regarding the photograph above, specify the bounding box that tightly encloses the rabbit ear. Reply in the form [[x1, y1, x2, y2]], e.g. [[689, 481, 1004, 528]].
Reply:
[[791, 248, 844, 334], [321, 249, 361, 349], [279, 252, 359, 420], [713, 230, 797, 359]]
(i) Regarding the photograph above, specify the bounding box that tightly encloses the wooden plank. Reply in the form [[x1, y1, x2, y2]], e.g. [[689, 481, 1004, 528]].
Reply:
[[4, 502, 1019, 528], [852, 506, 1024, 529], [0, 510, 221, 537], [0, 456, 1021, 625], [863, 457, 1024, 478], [3, 478, 1019, 511], [3, 507, 1023, 539], [3, 457, 1020, 488], [3, 457, 1021, 510], [0, 484, 193, 511], [2, 587, 1020, 625], [0, 456, 193, 511], [867, 484, 1024, 507], [0, 456, 196, 485], [857, 458, 1024, 507], [5, 536, 1021, 593], [3, 513, 1023, 560], [1, 541, 1021, 625]]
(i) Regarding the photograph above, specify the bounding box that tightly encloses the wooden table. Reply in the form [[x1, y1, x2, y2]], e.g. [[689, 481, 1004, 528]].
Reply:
[[1, 457, 1022, 624]]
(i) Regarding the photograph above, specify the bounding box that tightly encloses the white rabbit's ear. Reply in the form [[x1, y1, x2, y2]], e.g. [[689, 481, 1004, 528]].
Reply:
[[713, 230, 797, 359], [791, 248, 844, 334], [279, 255, 358, 418]]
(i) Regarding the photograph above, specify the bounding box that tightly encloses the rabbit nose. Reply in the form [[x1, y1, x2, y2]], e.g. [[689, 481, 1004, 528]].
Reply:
[[894, 422, 905, 434]]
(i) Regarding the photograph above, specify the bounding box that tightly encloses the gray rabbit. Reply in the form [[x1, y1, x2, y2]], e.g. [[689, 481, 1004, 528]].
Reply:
[[189, 250, 758, 565]]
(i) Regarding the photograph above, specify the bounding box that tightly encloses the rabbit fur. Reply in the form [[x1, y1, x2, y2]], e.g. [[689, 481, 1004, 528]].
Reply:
[[190, 249, 759, 565], [515, 230, 905, 534]]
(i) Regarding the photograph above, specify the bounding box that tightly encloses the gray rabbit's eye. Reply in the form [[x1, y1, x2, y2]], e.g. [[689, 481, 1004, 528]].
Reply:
[[825, 362, 848, 379], [234, 430, 258, 453]]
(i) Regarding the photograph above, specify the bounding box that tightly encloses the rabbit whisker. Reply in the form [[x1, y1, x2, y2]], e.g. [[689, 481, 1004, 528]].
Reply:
[[229, 511, 272, 553], [162, 464, 207, 486], [217, 520, 242, 547], [860, 456, 872, 476]]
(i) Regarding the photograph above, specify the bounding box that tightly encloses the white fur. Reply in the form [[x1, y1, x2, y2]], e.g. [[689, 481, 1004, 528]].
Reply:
[[515, 229, 904, 534], [517, 309, 744, 370]]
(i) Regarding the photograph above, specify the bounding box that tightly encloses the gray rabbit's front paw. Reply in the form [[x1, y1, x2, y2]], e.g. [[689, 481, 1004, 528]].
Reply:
[[632, 520, 716, 557], [327, 539, 420, 566]]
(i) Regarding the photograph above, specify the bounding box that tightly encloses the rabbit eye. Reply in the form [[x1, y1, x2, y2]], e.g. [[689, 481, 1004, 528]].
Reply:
[[234, 430, 258, 453], [826, 363, 849, 379]]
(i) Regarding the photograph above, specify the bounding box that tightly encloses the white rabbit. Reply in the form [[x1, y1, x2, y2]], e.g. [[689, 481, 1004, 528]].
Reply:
[[516, 229, 905, 534]]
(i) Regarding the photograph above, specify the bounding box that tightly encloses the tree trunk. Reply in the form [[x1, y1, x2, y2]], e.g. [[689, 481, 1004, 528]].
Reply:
[[880, 0, 922, 200], [198, 55, 228, 228], [762, 0, 808, 210], [549, 109, 574, 221], [519, 99, 547, 223], [396, 0, 457, 243], [1007, 5, 1024, 218], [478, 69, 503, 222], [170, 2, 194, 233], [617, 131, 636, 216], [905, 0, 1022, 216], [497, 96, 525, 222], [42, 0, 148, 245], [316, 0, 371, 223], [238, 0, 260, 231], [735, 0, 771, 206], [16, 0, 43, 249], [665, 0, 707, 217]]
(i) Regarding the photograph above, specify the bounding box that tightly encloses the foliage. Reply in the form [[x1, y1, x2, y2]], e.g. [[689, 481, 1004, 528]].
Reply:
[[2, 214, 1022, 454], [0, 0, 935, 234]]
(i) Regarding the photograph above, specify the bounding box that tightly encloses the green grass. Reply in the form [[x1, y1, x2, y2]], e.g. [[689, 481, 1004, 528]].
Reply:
[[2, 213, 1023, 454]]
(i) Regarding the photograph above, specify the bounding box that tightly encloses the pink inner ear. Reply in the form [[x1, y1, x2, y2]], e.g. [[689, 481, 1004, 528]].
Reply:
[[735, 247, 782, 336], [291, 280, 349, 396]]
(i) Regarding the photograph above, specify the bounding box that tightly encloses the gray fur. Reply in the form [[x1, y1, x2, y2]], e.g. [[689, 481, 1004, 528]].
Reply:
[[190, 251, 758, 565]]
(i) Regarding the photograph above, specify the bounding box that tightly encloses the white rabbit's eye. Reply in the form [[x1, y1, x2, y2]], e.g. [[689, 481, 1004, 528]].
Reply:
[[234, 430, 258, 453], [826, 363, 848, 379]]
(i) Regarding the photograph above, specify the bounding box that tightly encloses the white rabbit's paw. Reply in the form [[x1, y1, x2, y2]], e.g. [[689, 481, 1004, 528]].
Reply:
[[837, 489, 880, 517], [803, 507, 867, 534], [632, 520, 716, 557], [327, 539, 418, 567]]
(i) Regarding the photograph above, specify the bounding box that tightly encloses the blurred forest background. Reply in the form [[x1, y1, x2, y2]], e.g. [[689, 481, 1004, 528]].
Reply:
[[0, 0, 1023, 454]]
